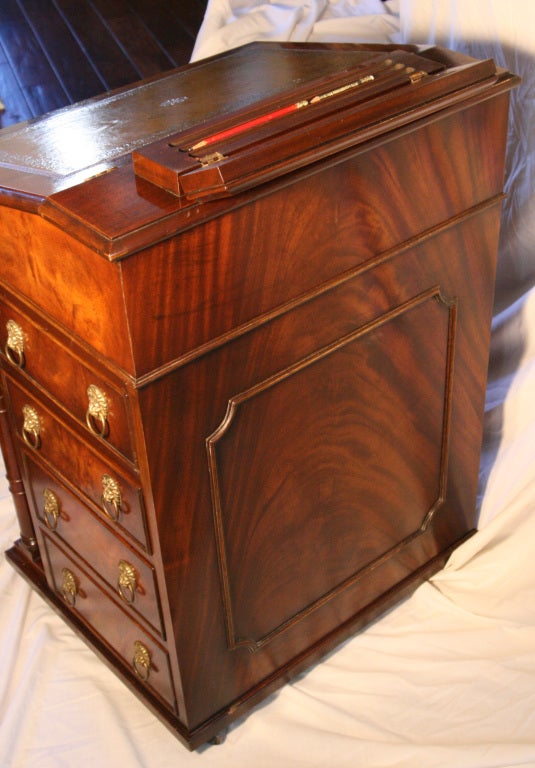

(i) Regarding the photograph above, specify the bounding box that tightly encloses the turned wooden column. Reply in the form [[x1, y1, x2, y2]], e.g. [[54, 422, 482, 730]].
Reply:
[[0, 381, 36, 555]]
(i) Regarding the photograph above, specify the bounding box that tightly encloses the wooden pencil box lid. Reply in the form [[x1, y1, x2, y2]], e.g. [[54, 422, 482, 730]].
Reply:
[[0, 42, 518, 258]]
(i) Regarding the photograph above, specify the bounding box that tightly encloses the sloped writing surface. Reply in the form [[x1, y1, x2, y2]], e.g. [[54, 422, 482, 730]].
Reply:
[[207, 288, 456, 651], [0, 43, 378, 181]]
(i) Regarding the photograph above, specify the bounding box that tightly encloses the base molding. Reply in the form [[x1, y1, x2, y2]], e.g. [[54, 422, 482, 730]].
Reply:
[[6, 531, 473, 750]]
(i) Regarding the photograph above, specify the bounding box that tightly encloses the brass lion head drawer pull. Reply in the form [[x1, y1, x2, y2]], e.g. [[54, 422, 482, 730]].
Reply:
[[132, 641, 151, 681], [61, 568, 78, 607], [22, 404, 41, 449], [5, 319, 25, 368], [117, 560, 137, 604], [86, 384, 109, 438], [43, 488, 60, 531], [101, 474, 122, 521]]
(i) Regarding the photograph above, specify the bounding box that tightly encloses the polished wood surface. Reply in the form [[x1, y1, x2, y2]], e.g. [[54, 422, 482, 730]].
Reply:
[[0, 0, 206, 127], [0, 43, 517, 748]]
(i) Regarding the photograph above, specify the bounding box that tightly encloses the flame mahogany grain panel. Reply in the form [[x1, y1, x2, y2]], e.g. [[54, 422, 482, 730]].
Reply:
[[123, 93, 509, 375], [136, 203, 501, 728]]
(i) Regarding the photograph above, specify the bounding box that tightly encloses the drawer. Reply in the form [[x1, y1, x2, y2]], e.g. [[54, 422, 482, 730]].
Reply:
[[0, 297, 135, 461], [5, 373, 150, 551], [42, 531, 176, 713], [26, 456, 164, 637]]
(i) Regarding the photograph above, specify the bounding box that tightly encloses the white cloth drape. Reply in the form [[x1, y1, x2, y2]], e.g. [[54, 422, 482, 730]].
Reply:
[[191, 0, 401, 60]]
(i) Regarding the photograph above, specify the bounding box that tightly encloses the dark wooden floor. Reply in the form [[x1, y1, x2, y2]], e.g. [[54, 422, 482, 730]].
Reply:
[[0, 0, 207, 128]]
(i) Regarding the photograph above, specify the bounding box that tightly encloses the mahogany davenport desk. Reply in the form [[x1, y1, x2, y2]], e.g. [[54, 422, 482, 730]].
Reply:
[[0, 43, 517, 749]]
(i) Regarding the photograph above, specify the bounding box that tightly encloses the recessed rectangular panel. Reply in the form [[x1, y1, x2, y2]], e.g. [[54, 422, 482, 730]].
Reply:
[[207, 289, 456, 650]]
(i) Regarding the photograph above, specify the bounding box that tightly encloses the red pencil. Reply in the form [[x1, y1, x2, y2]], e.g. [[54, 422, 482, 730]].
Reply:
[[189, 99, 309, 151], [188, 73, 376, 152]]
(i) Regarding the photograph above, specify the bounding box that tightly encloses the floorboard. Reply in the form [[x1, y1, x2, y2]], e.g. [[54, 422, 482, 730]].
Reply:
[[0, 0, 69, 117], [22, 0, 106, 102], [90, 0, 177, 77], [0, 0, 206, 127], [127, 0, 203, 66]]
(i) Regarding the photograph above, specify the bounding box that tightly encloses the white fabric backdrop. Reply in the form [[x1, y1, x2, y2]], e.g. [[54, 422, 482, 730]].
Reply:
[[191, 0, 401, 59], [1, 2, 534, 766]]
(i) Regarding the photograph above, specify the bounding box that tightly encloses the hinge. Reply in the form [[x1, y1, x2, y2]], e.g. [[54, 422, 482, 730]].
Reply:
[[408, 70, 428, 84], [198, 151, 226, 166]]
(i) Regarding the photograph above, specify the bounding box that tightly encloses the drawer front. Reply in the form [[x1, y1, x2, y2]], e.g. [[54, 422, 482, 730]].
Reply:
[[5, 374, 150, 550], [0, 299, 135, 461], [26, 456, 163, 637], [42, 532, 176, 712]]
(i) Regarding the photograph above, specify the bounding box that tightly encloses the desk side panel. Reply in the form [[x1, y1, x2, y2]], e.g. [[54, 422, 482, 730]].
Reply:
[[138, 201, 501, 729], [121, 92, 510, 377]]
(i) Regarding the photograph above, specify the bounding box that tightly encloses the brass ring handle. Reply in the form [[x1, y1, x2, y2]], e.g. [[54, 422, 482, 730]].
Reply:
[[132, 641, 151, 681], [43, 488, 60, 531], [101, 495, 120, 521], [61, 568, 77, 607], [86, 409, 108, 437], [117, 560, 137, 604], [85, 384, 109, 438], [5, 319, 25, 368], [22, 405, 41, 450], [100, 474, 121, 521]]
